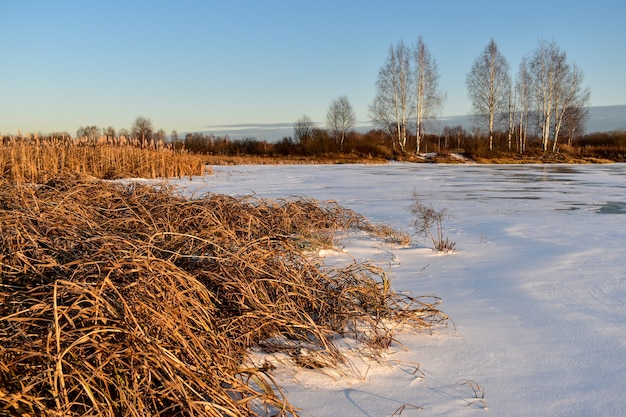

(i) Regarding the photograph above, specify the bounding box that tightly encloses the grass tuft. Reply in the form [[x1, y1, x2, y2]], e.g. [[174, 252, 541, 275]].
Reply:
[[410, 191, 456, 253], [0, 176, 447, 416]]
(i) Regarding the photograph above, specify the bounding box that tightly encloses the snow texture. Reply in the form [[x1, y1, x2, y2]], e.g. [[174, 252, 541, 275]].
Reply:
[[166, 163, 626, 417]]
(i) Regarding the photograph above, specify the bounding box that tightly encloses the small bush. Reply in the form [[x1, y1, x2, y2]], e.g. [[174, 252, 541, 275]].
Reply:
[[410, 191, 456, 253]]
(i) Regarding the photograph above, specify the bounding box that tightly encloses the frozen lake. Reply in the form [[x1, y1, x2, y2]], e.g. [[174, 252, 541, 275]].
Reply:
[[183, 162, 626, 222], [167, 162, 626, 416]]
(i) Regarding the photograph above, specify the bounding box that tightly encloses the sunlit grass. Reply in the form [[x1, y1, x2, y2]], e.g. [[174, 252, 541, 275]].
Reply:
[[0, 136, 210, 183], [0, 176, 447, 416]]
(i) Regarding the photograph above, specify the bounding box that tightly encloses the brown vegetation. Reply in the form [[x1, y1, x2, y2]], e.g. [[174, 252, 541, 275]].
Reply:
[[203, 153, 388, 166], [0, 175, 446, 416], [410, 192, 456, 253], [178, 128, 626, 164], [0, 136, 209, 183], [2, 127, 624, 182]]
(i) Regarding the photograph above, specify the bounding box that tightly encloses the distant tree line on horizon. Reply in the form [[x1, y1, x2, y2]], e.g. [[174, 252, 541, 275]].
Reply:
[[3, 38, 624, 161], [371, 37, 591, 155], [4, 118, 626, 162]]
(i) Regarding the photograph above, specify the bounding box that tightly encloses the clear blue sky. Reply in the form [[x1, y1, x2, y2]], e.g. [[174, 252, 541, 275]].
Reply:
[[2, 0, 625, 138]]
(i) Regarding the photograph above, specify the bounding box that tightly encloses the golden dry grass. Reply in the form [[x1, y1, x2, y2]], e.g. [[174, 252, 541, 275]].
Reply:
[[0, 137, 210, 183], [0, 175, 446, 416]]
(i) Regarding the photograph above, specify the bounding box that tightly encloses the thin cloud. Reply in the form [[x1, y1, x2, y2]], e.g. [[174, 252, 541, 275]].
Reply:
[[203, 122, 296, 130]]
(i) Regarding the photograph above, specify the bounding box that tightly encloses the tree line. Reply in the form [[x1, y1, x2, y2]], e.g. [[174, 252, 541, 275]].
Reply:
[[75, 116, 170, 146], [467, 39, 590, 153], [372, 37, 591, 155], [5, 118, 624, 162], [4, 36, 623, 161]]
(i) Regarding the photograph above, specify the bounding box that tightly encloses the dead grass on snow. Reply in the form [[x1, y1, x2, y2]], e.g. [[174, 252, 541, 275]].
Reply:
[[0, 174, 446, 416]]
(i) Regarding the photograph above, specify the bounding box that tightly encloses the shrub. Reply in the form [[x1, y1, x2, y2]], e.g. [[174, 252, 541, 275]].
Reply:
[[410, 191, 456, 253]]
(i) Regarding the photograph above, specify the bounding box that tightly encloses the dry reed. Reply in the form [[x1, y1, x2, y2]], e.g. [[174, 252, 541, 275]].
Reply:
[[0, 174, 447, 416], [0, 137, 209, 183]]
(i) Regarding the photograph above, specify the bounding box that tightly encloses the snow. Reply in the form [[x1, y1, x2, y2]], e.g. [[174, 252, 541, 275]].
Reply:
[[165, 163, 626, 416]]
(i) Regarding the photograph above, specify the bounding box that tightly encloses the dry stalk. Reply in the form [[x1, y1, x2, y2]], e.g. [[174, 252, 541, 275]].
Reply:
[[0, 176, 448, 416], [0, 137, 208, 183], [410, 190, 456, 253], [460, 379, 488, 409]]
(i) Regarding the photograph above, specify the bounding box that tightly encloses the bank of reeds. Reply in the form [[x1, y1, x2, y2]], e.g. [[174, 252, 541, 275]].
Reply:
[[0, 137, 210, 183], [0, 175, 447, 416]]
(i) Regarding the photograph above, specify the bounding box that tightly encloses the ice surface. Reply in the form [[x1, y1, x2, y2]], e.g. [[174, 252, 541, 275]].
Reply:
[[164, 163, 626, 416]]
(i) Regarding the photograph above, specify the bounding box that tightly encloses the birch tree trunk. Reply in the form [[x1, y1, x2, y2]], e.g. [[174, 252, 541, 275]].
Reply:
[[326, 96, 356, 152], [529, 41, 555, 152], [466, 39, 510, 151], [370, 41, 413, 154], [507, 79, 515, 151], [552, 64, 590, 151], [413, 36, 444, 155], [516, 57, 531, 154]]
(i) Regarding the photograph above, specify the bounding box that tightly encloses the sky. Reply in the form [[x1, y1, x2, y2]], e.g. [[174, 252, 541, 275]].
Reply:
[[2, 0, 626, 139]]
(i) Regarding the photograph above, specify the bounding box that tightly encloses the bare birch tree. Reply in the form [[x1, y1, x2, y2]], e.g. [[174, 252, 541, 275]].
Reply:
[[294, 114, 313, 147], [132, 116, 154, 145], [155, 129, 167, 143], [77, 125, 100, 142], [528, 41, 562, 151], [563, 106, 589, 146], [370, 41, 413, 153], [466, 39, 510, 151], [552, 63, 590, 151], [413, 36, 444, 154], [103, 126, 116, 142], [326, 96, 356, 151], [515, 57, 531, 153], [528, 40, 590, 151], [507, 77, 516, 151]]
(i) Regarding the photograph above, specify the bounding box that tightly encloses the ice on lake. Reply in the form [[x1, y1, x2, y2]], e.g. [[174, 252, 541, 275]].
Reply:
[[163, 162, 626, 417]]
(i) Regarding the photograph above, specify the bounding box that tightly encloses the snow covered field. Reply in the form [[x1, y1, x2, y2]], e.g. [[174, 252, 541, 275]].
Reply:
[[170, 163, 626, 417]]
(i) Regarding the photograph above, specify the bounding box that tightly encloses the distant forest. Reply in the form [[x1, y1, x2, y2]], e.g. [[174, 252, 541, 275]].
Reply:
[[174, 126, 626, 162], [3, 120, 625, 164]]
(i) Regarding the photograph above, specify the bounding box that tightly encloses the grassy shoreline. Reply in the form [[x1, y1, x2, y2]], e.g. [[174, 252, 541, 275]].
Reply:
[[203, 152, 616, 166], [1, 138, 618, 186], [0, 175, 446, 416]]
